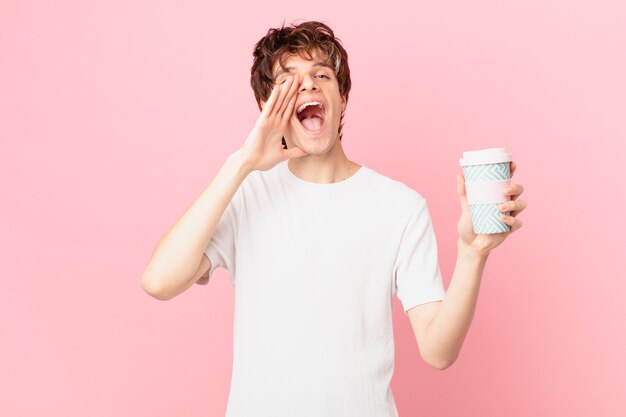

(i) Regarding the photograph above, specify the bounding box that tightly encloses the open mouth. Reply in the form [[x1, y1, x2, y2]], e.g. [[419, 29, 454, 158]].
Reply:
[[295, 102, 326, 134]]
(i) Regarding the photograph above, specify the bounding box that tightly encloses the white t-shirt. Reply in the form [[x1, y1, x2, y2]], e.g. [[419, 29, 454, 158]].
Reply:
[[200, 159, 446, 417]]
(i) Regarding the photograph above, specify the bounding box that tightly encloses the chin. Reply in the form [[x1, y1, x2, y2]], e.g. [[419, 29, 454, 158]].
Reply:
[[287, 118, 337, 155], [290, 133, 335, 156]]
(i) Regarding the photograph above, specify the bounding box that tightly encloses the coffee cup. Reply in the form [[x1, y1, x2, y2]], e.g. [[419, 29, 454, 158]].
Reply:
[[459, 147, 513, 234]]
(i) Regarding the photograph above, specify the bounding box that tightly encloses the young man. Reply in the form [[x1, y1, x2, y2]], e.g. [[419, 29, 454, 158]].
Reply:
[[141, 20, 526, 417]]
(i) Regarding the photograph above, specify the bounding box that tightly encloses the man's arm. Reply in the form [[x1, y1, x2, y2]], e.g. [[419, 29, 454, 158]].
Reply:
[[141, 75, 307, 300], [410, 164, 526, 369], [141, 150, 251, 300], [407, 238, 489, 369]]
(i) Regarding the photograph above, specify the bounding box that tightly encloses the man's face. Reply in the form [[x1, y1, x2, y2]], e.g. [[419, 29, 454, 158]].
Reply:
[[268, 51, 347, 156]]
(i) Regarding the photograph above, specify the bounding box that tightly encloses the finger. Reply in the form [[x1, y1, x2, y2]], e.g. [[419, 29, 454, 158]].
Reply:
[[271, 76, 294, 117], [279, 74, 300, 122], [284, 145, 309, 159], [504, 183, 524, 200], [512, 200, 526, 216], [260, 82, 282, 120], [510, 161, 516, 178], [281, 86, 299, 126], [457, 174, 469, 208], [281, 76, 300, 124], [499, 199, 526, 216], [501, 215, 523, 231]]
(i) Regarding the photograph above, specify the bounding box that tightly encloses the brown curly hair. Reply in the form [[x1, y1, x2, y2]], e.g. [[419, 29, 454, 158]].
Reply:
[[250, 20, 351, 142]]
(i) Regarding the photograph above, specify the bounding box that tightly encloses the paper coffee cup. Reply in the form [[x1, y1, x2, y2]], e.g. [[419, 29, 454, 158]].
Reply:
[[459, 147, 513, 234]]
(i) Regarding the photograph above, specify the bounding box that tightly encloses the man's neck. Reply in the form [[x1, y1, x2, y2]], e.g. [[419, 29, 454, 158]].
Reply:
[[287, 156, 361, 184]]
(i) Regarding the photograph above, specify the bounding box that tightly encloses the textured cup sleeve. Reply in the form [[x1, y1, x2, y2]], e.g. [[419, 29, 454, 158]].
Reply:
[[393, 197, 447, 315], [198, 188, 240, 286]]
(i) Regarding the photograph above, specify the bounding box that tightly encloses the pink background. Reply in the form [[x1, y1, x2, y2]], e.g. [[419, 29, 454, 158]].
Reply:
[[2, 1, 625, 416]]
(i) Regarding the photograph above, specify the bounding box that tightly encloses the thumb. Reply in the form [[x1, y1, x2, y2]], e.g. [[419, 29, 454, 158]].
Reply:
[[284, 146, 309, 159], [457, 174, 469, 207]]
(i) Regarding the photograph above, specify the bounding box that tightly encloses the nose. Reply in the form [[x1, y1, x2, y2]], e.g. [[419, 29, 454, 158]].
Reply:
[[298, 73, 319, 93]]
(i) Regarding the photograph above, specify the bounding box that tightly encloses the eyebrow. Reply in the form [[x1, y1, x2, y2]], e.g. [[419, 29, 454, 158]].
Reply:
[[273, 61, 334, 81]]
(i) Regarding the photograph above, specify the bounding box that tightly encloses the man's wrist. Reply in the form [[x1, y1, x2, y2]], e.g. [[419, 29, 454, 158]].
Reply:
[[227, 149, 254, 177], [457, 237, 491, 260]]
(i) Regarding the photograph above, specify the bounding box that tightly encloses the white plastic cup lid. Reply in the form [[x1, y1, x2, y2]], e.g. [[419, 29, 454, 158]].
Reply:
[[459, 147, 512, 166]]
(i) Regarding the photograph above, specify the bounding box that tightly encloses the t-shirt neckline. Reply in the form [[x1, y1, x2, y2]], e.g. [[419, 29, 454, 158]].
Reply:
[[280, 160, 368, 190]]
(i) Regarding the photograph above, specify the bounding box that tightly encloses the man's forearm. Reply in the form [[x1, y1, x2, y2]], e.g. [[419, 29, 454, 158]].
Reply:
[[141, 150, 252, 299], [426, 238, 489, 368]]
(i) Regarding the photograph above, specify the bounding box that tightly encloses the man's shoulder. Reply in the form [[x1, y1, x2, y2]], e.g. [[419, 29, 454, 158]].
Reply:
[[365, 165, 426, 207]]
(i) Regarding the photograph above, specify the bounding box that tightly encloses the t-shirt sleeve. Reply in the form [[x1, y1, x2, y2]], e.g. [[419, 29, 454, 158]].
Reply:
[[393, 196, 446, 315], [197, 187, 240, 286]]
